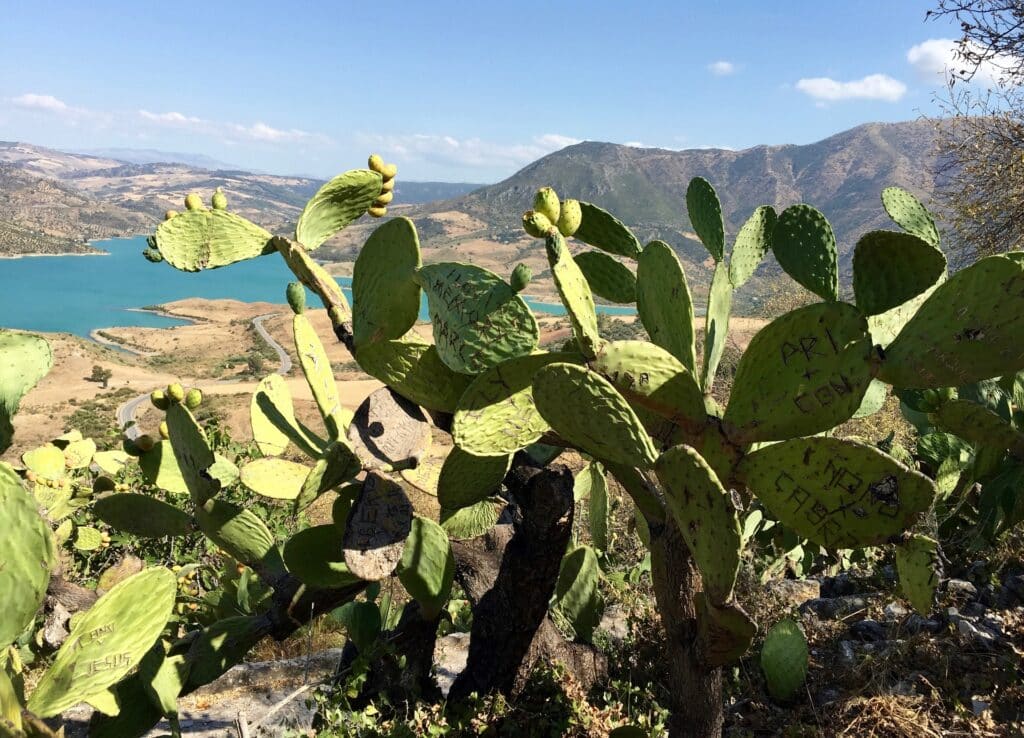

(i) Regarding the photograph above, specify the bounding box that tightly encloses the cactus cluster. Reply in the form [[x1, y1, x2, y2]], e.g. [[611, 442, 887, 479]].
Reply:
[[4, 153, 1024, 733]]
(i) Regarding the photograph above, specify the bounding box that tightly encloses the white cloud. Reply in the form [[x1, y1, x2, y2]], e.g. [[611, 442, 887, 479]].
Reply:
[[907, 37, 1013, 85], [138, 110, 323, 144], [12, 93, 70, 114], [356, 132, 581, 172], [708, 61, 736, 76], [623, 141, 647, 148], [795, 74, 907, 102]]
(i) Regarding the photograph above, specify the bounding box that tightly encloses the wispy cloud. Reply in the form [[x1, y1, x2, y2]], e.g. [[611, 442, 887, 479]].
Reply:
[[906, 37, 1013, 85], [708, 60, 736, 77], [12, 93, 72, 114], [138, 109, 323, 144], [355, 132, 581, 172], [795, 74, 907, 102]]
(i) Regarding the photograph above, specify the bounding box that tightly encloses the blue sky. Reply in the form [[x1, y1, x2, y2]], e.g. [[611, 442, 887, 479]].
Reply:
[[0, 1, 979, 181]]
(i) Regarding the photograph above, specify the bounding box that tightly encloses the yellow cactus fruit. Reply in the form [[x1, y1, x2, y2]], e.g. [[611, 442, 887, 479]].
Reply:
[[184, 388, 203, 409], [211, 187, 228, 210], [380, 178, 396, 193], [557, 199, 583, 237], [533, 187, 561, 224], [184, 193, 204, 211], [522, 210, 554, 238], [159, 421, 169, 440], [167, 383, 185, 403], [164, 209, 179, 221], [374, 191, 394, 206], [380, 163, 398, 180], [368, 206, 388, 218], [368, 153, 386, 173]]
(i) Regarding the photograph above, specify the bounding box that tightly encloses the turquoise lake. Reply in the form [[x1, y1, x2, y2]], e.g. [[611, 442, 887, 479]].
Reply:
[[0, 236, 636, 337]]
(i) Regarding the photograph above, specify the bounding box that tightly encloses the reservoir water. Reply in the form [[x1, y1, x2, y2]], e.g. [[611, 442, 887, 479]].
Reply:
[[0, 236, 636, 337]]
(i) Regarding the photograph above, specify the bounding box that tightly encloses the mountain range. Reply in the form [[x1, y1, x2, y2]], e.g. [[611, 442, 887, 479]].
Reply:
[[0, 121, 945, 309]]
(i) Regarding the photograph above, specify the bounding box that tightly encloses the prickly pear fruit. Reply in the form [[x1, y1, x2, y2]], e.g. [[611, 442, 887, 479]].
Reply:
[[533, 187, 560, 224], [150, 389, 169, 410], [164, 209, 178, 220], [185, 388, 203, 409], [184, 193, 204, 211], [167, 383, 185, 403], [557, 198, 582, 237], [510, 263, 532, 292], [368, 153, 386, 173], [380, 177, 395, 193], [374, 191, 394, 206], [380, 162, 398, 180], [159, 420, 169, 440], [286, 281, 306, 314], [211, 187, 228, 210], [136, 434, 156, 452], [368, 206, 388, 218], [522, 210, 554, 238]]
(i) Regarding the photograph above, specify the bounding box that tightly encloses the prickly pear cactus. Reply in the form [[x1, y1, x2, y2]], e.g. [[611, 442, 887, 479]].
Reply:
[[738, 437, 936, 548], [729, 206, 776, 288], [724, 302, 875, 443], [546, 231, 602, 358], [28, 568, 176, 717], [553, 545, 603, 642], [655, 445, 741, 604], [574, 250, 637, 304], [852, 230, 946, 316], [572, 202, 642, 259], [352, 217, 422, 347], [153, 208, 274, 271], [881, 186, 940, 248], [295, 169, 383, 249], [760, 618, 808, 701], [636, 240, 697, 373], [416, 262, 539, 374], [396, 516, 455, 619], [0, 463, 56, 648], [0, 330, 52, 453], [437, 446, 511, 512], [685, 177, 725, 262], [533, 363, 658, 468], [894, 534, 940, 614], [771, 204, 838, 301], [92, 493, 191, 538]]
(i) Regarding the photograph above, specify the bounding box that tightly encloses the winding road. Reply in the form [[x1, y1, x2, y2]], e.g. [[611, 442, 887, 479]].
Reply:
[[117, 313, 290, 439]]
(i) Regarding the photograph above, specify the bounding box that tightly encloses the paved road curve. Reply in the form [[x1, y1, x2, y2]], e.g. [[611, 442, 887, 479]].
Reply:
[[117, 313, 290, 439]]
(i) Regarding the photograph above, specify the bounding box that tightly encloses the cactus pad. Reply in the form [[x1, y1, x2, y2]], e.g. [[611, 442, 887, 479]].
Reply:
[[93, 494, 191, 538], [452, 352, 580, 456], [240, 457, 311, 500], [574, 251, 637, 304], [546, 231, 602, 358], [533, 363, 658, 468], [591, 340, 705, 427], [573, 202, 642, 259], [724, 302, 874, 443], [879, 255, 1024, 388], [881, 186, 940, 248], [931, 399, 1024, 456], [867, 278, 943, 348], [295, 169, 383, 249], [697, 596, 756, 666], [250, 373, 324, 458], [895, 534, 939, 614], [417, 262, 540, 374], [293, 313, 345, 438], [153, 209, 273, 271], [0, 463, 55, 648], [553, 545, 603, 642], [588, 463, 610, 551], [355, 336, 471, 413], [655, 445, 741, 603], [294, 441, 361, 512], [701, 262, 734, 393], [397, 516, 454, 619], [0, 330, 52, 453], [440, 497, 504, 539], [166, 403, 217, 504], [852, 231, 946, 316], [772, 204, 839, 301], [138, 440, 188, 496], [738, 437, 936, 549], [760, 618, 808, 701], [196, 498, 285, 579], [283, 525, 362, 588], [22, 444, 65, 481], [28, 568, 176, 717], [685, 177, 725, 262], [352, 217, 422, 347], [342, 473, 413, 581], [347, 387, 432, 471], [184, 617, 267, 691], [729, 206, 776, 287], [437, 446, 511, 511], [636, 240, 697, 373]]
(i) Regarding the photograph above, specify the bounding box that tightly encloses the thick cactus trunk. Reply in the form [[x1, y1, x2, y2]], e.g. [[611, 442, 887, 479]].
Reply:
[[649, 521, 723, 738], [449, 463, 606, 699]]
